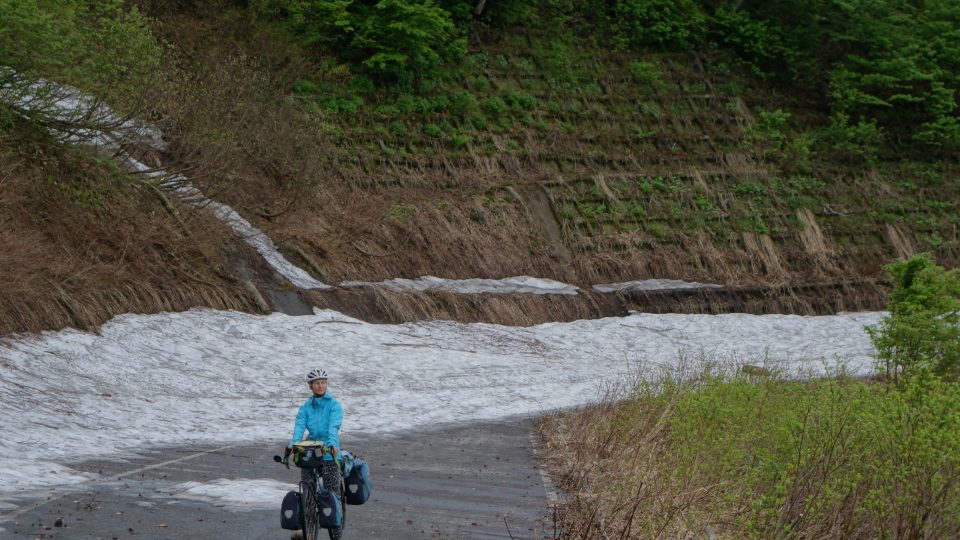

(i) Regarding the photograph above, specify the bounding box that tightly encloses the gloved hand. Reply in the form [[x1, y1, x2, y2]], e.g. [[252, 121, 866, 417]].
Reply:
[[329, 446, 338, 459]]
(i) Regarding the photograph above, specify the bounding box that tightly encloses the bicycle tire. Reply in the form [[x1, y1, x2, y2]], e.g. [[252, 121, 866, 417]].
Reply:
[[300, 478, 322, 540]]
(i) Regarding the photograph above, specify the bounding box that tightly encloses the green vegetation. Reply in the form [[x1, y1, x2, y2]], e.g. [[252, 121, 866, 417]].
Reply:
[[542, 363, 960, 538], [240, 0, 958, 153], [0, 0, 161, 106], [868, 254, 960, 381], [542, 254, 960, 538]]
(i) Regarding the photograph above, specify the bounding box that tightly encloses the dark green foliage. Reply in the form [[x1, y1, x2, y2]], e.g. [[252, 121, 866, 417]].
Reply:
[[351, 0, 462, 79], [703, 0, 960, 153], [503, 91, 537, 111], [868, 254, 960, 381], [249, 0, 464, 82]]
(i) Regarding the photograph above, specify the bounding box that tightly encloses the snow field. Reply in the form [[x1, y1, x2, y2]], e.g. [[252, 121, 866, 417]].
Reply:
[[0, 307, 884, 507]]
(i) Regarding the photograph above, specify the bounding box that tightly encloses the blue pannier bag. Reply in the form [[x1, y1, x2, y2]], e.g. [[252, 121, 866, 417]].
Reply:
[[316, 485, 343, 529], [280, 491, 301, 530], [344, 458, 371, 505]]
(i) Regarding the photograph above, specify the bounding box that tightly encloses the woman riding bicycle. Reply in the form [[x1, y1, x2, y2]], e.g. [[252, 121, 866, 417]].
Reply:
[[288, 368, 344, 540]]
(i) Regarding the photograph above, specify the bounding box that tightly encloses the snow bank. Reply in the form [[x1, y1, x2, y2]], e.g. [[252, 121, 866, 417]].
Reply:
[[341, 275, 580, 295], [593, 279, 723, 293], [0, 308, 882, 504]]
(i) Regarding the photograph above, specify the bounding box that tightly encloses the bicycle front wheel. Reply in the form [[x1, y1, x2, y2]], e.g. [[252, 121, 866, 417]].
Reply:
[[300, 479, 322, 540]]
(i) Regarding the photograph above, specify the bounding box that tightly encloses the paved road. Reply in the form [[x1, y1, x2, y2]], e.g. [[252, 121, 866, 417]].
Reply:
[[1, 419, 556, 539]]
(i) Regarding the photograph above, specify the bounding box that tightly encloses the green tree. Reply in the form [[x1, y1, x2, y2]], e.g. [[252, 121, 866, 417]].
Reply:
[[868, 254, 960, 381], [351, 0, 461, 80]]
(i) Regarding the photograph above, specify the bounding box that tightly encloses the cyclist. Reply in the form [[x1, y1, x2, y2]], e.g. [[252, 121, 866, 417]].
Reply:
[[288, 368, 344, 540]]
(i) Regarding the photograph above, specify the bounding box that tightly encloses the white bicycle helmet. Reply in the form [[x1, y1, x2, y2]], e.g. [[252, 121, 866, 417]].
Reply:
[[305, 368, 329, 382]]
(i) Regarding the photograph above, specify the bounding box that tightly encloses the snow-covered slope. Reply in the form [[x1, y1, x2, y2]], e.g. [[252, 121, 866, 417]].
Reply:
[[0, 308, 882, 505]]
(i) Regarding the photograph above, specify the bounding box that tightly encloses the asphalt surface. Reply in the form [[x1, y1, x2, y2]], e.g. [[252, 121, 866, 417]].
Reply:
[[1, 419, 556, 539]]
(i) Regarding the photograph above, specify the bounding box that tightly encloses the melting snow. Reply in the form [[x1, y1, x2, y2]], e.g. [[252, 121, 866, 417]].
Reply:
[[0, 307, 883, 505], [341, 275, 580, 295], [170, 479, 292, 511], [593, 279, 724, 293]]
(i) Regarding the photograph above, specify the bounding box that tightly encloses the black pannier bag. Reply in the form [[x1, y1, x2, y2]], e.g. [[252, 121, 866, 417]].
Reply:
[[280, 490, 301, 530], [344, 458, 371, 505]]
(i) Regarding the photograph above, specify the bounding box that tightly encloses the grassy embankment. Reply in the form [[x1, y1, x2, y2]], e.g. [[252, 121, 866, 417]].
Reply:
[[539, 255, 960, 538], [0, 2, 265, 335], [3, 1, 959, 332], [148, 3, 959, 321], [538, 364, 960, 539]]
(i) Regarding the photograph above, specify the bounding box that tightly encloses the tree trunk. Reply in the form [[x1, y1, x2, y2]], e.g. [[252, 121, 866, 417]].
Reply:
[[473, 0, 488, 17]]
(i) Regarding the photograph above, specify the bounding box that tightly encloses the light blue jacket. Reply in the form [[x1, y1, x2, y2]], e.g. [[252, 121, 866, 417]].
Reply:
[[289, 392, 343, 460]]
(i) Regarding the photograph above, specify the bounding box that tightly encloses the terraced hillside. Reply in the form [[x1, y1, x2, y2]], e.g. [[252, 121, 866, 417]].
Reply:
[[188, 24, 956, 320]]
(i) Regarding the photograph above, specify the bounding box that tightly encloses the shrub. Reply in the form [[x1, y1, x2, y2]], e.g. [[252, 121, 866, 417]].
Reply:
[[448, 91, 478, 115], [584, 0, 707, 50], [422, 123, 442, 138], [503, 91, 538, 111], [468, 114, 487, 130], [471, 75, 492, 91], [449, 133, 469, 149], [868, 254, 960, 381], [481, 96, 507, 114], [387, 120, 406, 136], [817, 112, 884, 166], [395, 94, 432, 113], [320, 95, 363, 114], [628, 59, 663, 86]]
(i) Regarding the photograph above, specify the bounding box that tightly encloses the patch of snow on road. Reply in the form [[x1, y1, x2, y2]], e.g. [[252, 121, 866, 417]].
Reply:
[[171, 479, 292, 511], [0, 308, 883, 505], [593, 279, 723, 293], [341, 275, 580, 295]]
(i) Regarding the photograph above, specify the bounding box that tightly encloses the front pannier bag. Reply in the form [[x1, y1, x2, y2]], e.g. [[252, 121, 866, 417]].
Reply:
[[280, 491, 301, 530], [316, 485, 343, 529]]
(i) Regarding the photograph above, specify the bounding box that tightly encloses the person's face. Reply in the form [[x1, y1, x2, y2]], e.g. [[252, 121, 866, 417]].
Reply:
[[309, 378, 328, 395]]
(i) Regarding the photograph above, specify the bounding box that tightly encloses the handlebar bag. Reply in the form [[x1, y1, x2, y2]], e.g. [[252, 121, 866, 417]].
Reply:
[[280, 491, 301, 530], [293, 447, 326, 468], [344, 458, 371, 505]]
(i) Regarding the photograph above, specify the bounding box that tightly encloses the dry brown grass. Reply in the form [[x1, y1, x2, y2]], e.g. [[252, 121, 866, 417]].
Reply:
[[0, 119, 253, 335]]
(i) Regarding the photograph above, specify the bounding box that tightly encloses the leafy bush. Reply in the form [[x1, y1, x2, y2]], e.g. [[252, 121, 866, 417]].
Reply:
[[448, 91, 478, 115], [503, 91, 537, 111], [868, 254, 960, 381], [817, 113, 884, 166], [0, 0, 161, 103], [320, 95, 364, 114], [481, 96, 507, 114], [422, 122, 442, 137], [352, 0, 462, 79], [250, 0, 464, 82], [583, 0, 707, 50]]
